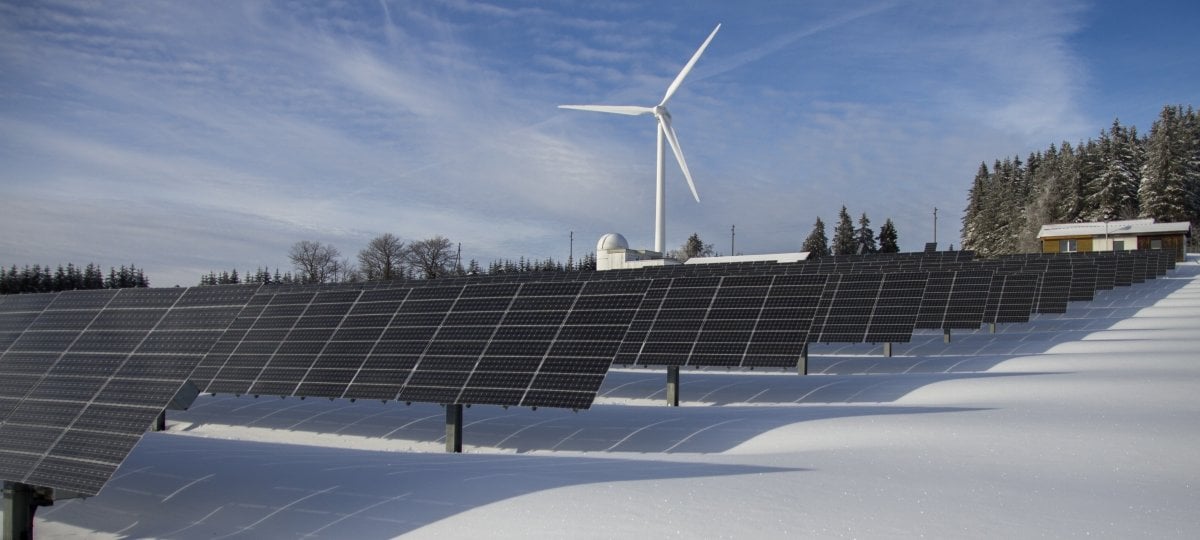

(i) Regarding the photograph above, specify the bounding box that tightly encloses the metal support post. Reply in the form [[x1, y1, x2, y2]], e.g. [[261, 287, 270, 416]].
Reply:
[[989, 322, 997, 334], [445, 404, 463, 453], [797, 343, 808, 375], [883, 342, 893, 357], [4, 481, 52, 540], [943, 328, 952, 343], [666, 366, 680, 407], [153, 410, 166, 432]]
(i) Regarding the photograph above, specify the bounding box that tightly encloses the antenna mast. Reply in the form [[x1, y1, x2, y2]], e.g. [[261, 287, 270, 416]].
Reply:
[[933, 207, 938, 244]]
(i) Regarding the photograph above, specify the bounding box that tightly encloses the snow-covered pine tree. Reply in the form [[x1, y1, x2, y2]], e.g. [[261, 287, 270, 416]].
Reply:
[[961, 162, 989, 253], [1086, 120, 1142, 220], [1075, 139, 1104, 220], [802, 217, 830, 258], [854, 213, 877, 254], [1051, 141, 1084, 222], [878, 219, 899, 253], [832, 206, 856, 256], [1139, 105, 1190, 222], [1025, 145, 1060, 248], [1181, 106, 1200, 242]]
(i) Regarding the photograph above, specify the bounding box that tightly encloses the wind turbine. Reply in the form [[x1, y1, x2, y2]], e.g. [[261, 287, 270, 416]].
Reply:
[[560, 24, 720, 254]]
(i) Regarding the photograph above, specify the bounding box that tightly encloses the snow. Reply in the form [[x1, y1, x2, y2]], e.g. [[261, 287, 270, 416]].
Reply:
[[18, 259, 1200, 538]]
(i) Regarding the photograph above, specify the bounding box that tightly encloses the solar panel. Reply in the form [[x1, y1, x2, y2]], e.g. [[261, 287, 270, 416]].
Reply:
[[0, 285, 260, 496], [1113, 254, 1135, 287], [915, 270, 994, 330], [982, 272, 1038, 324], [1131, 253, 1149, 283], [0, 293, 57, 357], [810, 272, 928, 343], [616, 274, 827, 368], [194, 279, 649, 410], [1092, 255, 1117, 290], [1068, 260, 1098, 301], [1033, 268, 1072, 314]]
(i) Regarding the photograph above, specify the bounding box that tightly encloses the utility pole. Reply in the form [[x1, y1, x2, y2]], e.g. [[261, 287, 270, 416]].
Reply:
[[569, 231, 574, 269], [731, 224, 735, 256], [933, 207, 938, 245]]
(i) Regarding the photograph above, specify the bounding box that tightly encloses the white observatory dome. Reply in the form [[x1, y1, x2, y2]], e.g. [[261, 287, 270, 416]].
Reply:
[[596, 233, 629, 251]]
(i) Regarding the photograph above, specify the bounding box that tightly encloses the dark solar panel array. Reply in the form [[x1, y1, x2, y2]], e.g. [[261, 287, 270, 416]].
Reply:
[[616, 274, 828, 368], [0, 293, 57, 356], [191, 279, 649, 410], [0, 285, 260, 496], [810, 272, 928, 343], [0, 246, 1178, 499], [1092, 256, 1117, 291], [1068, 263, 1098, 302], [914, 270, 994, 330], [982, 273, 1039, 324]]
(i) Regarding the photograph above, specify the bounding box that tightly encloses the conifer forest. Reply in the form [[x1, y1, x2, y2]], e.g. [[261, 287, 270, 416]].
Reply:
[[962, 104, 1199, 257]]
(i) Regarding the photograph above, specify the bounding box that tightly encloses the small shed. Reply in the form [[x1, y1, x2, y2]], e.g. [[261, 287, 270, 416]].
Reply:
[[1036, 219, 1191, 261]]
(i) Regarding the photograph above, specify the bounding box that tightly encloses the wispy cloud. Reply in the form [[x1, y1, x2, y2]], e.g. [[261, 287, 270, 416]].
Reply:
[[0, 0, 1192, 285]]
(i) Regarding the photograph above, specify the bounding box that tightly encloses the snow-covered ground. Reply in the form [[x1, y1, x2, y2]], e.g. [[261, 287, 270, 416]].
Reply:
[[23, 259, 1200, 538]]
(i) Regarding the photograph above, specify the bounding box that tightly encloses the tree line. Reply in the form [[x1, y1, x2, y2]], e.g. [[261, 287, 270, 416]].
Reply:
[[962, 104, 1200, 257], [0, 263, 148, 294], [201, 234, 602, 286], [801, 206, 900, 258]]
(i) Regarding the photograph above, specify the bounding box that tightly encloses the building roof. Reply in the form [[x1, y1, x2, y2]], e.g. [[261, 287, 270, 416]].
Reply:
[[1037, 219, 1191, 239], [684, 252, 809, 264]]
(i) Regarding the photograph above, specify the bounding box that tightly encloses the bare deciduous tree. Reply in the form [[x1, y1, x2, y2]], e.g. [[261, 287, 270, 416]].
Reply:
[[357, 233, 405, 281], [288, 240, 341, 284], [330, 257, 360, 283], [405, 235, 456, 279]]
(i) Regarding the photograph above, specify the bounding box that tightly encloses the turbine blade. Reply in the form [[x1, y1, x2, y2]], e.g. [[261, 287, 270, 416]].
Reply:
[[659, 115, 700, 202], [558, 104, 655, 116], [660, 24, 721, 106]]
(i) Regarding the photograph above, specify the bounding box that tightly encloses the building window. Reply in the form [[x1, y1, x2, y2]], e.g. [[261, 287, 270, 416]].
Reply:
[[1113, 240, 1124, 251], [1059, 239, 1077, 253], [1151, 238, 1163, 250]]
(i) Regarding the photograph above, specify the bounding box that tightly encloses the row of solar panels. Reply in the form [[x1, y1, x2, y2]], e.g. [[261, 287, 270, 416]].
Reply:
[[0, 249, 1175, 495]]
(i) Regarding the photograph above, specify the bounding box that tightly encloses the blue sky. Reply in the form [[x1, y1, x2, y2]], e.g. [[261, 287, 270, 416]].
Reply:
[[1, 0, 1197, 286]]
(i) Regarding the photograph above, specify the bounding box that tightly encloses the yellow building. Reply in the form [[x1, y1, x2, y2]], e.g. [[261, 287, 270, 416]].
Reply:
[[1037, 219, 1191, 261]]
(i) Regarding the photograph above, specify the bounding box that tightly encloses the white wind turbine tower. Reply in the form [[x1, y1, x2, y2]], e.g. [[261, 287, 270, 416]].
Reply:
[[560, 24, 720, 254]]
